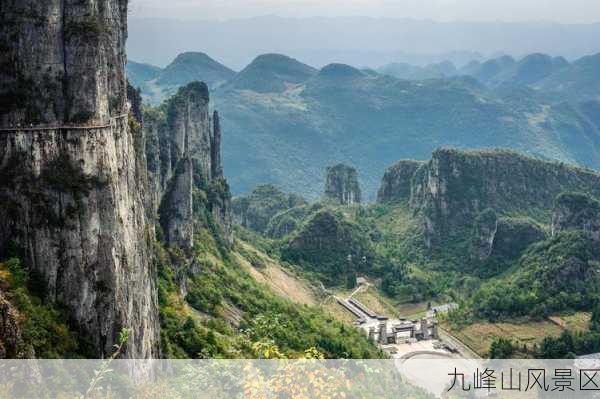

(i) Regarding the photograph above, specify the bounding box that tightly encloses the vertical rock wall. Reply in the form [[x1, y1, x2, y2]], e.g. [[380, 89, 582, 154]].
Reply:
[[0, 0, 159, 358], [145, 82, 232, 248], [324, 164, 362, 205], [0, 0, 129, 126], [376, 160, 424, 203]]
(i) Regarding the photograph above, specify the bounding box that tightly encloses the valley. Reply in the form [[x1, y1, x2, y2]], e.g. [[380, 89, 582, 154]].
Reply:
[[2, 0, 600, 371], [230, 148, 600, 360]]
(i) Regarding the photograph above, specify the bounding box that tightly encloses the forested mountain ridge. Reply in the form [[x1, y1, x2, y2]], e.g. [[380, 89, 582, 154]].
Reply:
[[129, 51, 600, 200], [232, 150, 600, 357]]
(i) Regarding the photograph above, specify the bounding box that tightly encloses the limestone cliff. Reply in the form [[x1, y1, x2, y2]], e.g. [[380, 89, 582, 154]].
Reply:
[[409, 149, 600, 247], [144, 82, 232, 249], [159, 157, 194, 250], [471, 209, 498, 261], [1, 0, 129, 126], [0, 0, 159, 358], [377, 160, 424, 203], [471, 210, 546, 262], [552, 192, 600, 243], [324, 164, 361, 205]]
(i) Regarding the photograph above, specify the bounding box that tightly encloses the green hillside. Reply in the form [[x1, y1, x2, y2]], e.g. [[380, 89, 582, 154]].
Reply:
[[214, 67, 600, 199], [126, 60, 162, 88], [230, 149, 600, 359], [459, 55, 516, 84], [157, 224, 383, 359], [536, 53, 600, 101]]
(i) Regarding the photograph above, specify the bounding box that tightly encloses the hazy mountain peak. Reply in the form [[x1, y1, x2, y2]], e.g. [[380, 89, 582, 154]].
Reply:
[[496, 55, 517, 66], [487, 52, 570, 88], [229, 53, 317, 93], [318, 63, 365, 80], [157, 51, 235, 87]]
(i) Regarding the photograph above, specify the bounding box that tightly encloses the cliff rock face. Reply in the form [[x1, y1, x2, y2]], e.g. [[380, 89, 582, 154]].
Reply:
[[471, 209, 498, 261], [159, 158, 194, 250], [491, 218, 546, 260], [324, 164, 361, 205], [552, 192, 600, 243], [471, 210, 546, 262], [145, 82, 232, 248], [377, 160, 424, 203], [409, 149, 600, 246], [1, 0, 129, 126], [0, 0, 159, 358]]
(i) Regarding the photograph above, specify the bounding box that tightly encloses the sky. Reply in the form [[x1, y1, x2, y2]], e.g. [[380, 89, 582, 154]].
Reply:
[[129, 0, 600, 23]]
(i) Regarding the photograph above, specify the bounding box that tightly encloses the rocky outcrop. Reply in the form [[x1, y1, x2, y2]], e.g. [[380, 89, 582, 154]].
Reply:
[[144, 82, 232, 248], [0, 0, 159, 358], [552, 192, 600, 243], [410, 149, 600, 247], [324, 164, 362, 205], [377, 160, 424, 203]]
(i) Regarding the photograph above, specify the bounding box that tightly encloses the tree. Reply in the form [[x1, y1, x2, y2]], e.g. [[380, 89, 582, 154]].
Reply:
[[591, 304, 600, 331], [346, 272, 357, 289], [489, 338, 514, 359]]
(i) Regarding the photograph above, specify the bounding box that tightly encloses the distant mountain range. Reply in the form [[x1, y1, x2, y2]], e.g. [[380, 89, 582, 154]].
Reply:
[[127, 17, 600, 69], [128, 51, 600, 200], [128, 52, 235, 104]]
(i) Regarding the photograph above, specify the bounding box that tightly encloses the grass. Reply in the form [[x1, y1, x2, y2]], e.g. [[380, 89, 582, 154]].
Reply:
[[442, 314, 592, 357], [353, 285, 400, 319], [548, 312, 591, 332], [320, 297, 359, 325], [396, 301, 433, 319]]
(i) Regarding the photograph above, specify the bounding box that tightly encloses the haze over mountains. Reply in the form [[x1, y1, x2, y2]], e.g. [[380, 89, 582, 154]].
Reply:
[[128, 50, 600, 200], [128, 16, 600, 69]]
